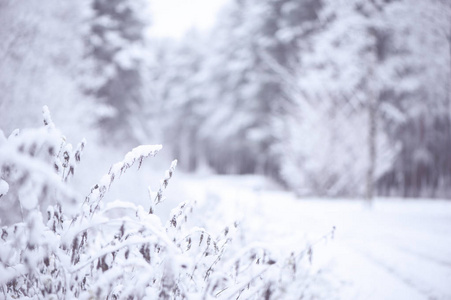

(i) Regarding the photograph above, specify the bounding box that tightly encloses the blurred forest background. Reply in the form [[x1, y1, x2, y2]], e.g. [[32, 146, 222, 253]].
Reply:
[[1, 0, 450, 199]]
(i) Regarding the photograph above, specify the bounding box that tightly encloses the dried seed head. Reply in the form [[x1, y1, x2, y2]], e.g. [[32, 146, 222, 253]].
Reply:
[[199, 233, 204, 246], [308, 247, 313, 264], [119, 224, 125, 239], [187, 237, 192, 251], [267, 259, 276, 265], [62, 151, 70, 168], [1, 228, 8, 241], [171, 216, 177, 228]]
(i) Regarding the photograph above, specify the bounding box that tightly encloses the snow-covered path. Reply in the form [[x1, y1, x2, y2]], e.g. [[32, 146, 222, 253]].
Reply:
[[320, 201, 451, 300], [171, 174, 451, 300]]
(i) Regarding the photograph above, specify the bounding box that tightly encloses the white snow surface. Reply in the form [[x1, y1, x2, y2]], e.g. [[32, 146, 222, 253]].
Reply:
[[68, 144, 451, 299], [166, 174, 451, 300], [0, 179, 8, 197]]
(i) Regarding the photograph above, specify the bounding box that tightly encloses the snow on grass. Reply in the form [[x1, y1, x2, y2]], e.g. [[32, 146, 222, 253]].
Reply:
[[0, 179, 9, 198], [169, 174, 451, 300], [2, 108, 449, 298], [51, 138, 451, 299]]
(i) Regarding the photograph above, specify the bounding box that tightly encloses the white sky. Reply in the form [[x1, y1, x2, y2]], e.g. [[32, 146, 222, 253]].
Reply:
[[148, 0, 229, 38]]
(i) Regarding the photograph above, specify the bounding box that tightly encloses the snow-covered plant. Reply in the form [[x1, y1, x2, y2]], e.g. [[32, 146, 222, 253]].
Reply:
[[0, 106, 84, 297], [0, 106, 333, 299]]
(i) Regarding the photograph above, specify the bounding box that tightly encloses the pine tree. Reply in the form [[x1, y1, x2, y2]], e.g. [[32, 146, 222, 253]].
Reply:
[[154, 32, 208, 171], [0, 0, 92, 140], [85, 0, 150, 145], [376, 0, 451, 197], [279, 0, 398, 197], [197, 0, 322, 177]]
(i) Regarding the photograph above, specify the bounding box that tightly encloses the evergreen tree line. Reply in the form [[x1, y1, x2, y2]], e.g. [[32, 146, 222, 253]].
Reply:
[[1, 0, 450, 198], [149, 0, 451, 198]]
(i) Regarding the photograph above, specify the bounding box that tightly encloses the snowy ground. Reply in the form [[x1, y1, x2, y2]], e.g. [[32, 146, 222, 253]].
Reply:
[[74, 147, 451, 299], [167, 174, 451, 300]]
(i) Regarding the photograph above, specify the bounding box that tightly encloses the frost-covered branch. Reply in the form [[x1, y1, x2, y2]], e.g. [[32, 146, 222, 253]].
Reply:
[[84, 144, 162, 217], [149, 159, 177, 214], [0, 106, 331, 299]]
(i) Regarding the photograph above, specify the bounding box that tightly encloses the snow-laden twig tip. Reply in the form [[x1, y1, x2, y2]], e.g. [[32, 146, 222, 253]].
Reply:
[[42, 105, 55, 129], [149, 159, 177, 214], [85, 144, 163, 217]]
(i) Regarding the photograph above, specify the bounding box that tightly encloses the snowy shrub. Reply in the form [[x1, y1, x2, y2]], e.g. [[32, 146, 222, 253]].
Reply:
[[0, 106, 334, 299]]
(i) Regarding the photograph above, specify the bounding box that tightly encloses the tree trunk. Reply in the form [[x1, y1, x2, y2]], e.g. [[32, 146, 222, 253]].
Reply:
[[366, 63, 377, 206]]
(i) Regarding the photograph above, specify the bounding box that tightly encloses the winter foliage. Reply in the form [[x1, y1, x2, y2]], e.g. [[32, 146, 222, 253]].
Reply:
[[2, 0, 450, 197], [150, 0, 451, 198], [0, 0, 93, 141], [84, 0, 152, 145], [1, 0, 451, 298], [0, 108, 334, 299]]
